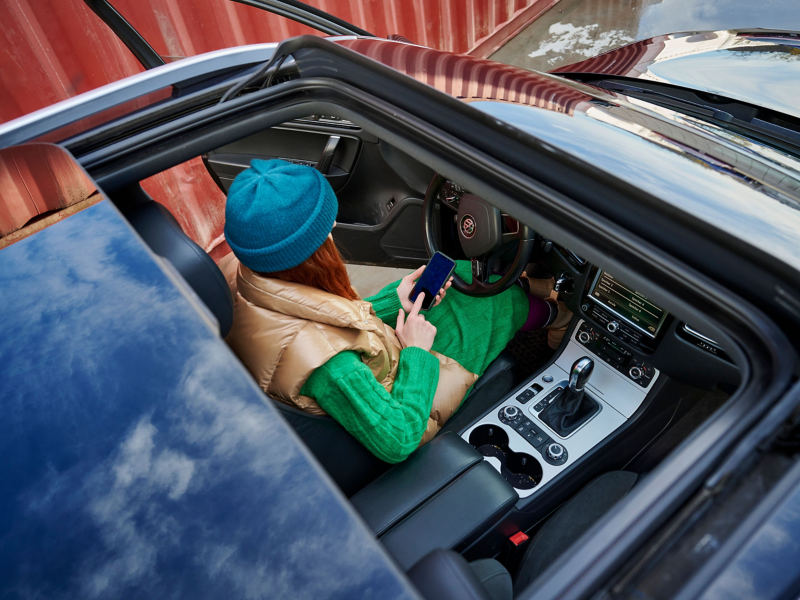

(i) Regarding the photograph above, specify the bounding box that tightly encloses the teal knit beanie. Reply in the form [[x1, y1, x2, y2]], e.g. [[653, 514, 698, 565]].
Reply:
[[224, 159, 338, 273]]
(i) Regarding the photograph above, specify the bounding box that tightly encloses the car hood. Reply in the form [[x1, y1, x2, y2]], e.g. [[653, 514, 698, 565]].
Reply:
[[552, 29, 800, 120]]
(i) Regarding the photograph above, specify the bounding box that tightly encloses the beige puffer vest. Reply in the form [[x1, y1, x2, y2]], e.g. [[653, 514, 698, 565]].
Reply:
[[222, 258, 479, 445]]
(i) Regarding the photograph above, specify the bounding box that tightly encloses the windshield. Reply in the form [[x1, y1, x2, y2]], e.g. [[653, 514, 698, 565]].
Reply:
[[491, 0, 800, 72]]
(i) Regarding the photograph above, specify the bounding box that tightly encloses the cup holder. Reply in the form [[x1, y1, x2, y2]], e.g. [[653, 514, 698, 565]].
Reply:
[[468, 424, 543, 490]]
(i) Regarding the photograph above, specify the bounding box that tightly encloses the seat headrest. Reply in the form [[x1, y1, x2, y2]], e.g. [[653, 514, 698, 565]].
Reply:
[[126, 199, 233, 337]]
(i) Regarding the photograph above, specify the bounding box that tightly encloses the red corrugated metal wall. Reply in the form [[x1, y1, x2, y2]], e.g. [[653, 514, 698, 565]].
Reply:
[[0, 0, 556, 254]]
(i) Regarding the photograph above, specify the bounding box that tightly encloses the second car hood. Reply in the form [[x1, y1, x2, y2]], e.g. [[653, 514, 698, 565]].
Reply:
[[552, 29, 800, 120]]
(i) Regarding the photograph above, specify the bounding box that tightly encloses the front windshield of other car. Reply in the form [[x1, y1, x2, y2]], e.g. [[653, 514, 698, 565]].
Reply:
[[491, 0, 800, 72]]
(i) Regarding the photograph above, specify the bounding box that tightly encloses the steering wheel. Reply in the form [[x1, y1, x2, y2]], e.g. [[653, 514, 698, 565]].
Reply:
[[423, 174, 536, 297]]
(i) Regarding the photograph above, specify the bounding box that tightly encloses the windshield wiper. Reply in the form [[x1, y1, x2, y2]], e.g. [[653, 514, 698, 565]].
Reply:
[[596, 79, 800, 152]]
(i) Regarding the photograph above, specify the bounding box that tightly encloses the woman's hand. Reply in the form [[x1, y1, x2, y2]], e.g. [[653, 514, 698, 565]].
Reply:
[[397, 266, 454, 312], [396, 293, 437, 352]]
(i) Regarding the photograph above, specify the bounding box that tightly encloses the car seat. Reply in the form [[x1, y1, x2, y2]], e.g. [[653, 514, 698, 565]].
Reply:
[[408, 471, 639, 600], [120, 187, 524, 496]]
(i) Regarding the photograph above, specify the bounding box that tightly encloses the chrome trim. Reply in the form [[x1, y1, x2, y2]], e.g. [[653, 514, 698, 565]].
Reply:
[[682, 323, 721, 347], [0, 42, 340, 147]]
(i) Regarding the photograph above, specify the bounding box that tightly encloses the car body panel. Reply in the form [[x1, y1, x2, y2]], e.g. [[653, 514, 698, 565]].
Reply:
[[553, 30, 800, 121], [0, 43, 280, 150], [337, 38, 590, 111], [470, 97, 800, 273], [693, 462, 800, 600], [0, 26, 799, 600], [0, 197, 418, 599]]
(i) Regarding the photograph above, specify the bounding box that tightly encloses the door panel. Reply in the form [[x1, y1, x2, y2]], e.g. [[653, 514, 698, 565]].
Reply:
[[206, 125, 361, 193], [205, 118, 434, 268]]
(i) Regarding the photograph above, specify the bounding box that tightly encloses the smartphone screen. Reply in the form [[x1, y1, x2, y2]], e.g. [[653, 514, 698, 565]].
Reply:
[[409, 252, 456, 311]]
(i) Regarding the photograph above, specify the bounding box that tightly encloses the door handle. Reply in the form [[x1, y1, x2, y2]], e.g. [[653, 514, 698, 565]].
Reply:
[[316, 135, 340, 175]]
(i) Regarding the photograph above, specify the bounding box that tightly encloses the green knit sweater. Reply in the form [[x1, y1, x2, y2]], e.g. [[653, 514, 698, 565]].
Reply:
[[301, 261, 529, 463]]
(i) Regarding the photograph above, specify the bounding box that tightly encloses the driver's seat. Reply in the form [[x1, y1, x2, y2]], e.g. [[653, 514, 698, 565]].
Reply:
[[276, 349, 519, 496], [121, 200, 519, 497], [214, 253, 519, 496]]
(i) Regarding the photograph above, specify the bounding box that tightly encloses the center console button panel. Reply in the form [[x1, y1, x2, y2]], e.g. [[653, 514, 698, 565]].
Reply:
[[515, 383, 544, 404], [575, 323, 655, 388], [497, 407, 563, 465], [585, 302, 656, 353], [532, 381, 568, 412]]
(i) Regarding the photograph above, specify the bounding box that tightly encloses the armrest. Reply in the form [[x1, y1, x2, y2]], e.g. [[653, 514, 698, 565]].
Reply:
[[352, 432, 482, 535], [382, 461, 518, 570]]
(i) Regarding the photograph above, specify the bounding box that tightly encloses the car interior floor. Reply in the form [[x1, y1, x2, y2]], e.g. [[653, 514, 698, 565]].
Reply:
[[625, 387, 731, 474]]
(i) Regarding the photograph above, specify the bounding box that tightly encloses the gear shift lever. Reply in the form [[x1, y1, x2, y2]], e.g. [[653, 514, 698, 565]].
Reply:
[[569, 357, 594, 393], [539, 357, 599, 437]]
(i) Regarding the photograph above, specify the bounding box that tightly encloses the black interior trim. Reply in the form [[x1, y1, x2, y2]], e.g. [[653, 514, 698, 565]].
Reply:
[[83, 0, 165, 70], [380, 461, 518, 570], [231, 0, 373, 36], [352, 433, 482, 536], [409, 549, 494, 600]]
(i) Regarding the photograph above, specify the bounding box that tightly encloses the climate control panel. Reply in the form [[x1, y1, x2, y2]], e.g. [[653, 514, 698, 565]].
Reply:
[[574, 323, 656, 388], [583, 302, 657, 353]]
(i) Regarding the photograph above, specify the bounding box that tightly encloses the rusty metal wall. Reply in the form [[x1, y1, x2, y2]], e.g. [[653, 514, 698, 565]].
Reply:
[[0, 0, 555, 253]]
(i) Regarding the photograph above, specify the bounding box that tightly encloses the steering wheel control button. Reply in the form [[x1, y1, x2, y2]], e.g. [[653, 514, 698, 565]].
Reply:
[[542, 374, 554, 383], [546, 443, 564, 460], [607, 321, 620, 333]]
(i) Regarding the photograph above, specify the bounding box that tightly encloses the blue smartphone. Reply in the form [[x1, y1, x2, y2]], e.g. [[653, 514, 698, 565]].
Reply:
[[409, 252, 457, 311]]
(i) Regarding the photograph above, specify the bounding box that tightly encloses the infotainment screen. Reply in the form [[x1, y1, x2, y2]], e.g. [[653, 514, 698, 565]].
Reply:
[[589, 270, 667, 338]]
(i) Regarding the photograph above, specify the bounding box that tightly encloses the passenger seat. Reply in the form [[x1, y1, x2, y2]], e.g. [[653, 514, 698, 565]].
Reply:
[[408, 471, 638, 600]]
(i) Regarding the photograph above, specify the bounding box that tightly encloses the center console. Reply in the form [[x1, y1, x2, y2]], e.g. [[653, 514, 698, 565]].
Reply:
[[462, 319, 660, 500]]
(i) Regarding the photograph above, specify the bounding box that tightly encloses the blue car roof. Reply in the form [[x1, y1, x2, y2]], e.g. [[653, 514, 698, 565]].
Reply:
[[0, 198, 418, 599]]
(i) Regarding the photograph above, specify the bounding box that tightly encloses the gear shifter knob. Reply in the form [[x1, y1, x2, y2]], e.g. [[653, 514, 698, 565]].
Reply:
[[568, 357, 594, 392]]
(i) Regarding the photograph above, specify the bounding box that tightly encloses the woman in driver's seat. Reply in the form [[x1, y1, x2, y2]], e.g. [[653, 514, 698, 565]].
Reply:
[[224, 159, 564, 463]]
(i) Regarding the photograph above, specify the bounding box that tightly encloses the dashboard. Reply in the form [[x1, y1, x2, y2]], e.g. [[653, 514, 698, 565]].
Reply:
[[535, 236, 740, 391], [432, 177, 739, 391]]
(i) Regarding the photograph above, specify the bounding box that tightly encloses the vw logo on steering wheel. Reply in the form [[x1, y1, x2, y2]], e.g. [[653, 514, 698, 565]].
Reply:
[[460, 214, 477, 239]]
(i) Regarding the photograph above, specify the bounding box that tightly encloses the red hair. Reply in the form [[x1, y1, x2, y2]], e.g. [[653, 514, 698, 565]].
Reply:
[[262, 236, 359, 301]]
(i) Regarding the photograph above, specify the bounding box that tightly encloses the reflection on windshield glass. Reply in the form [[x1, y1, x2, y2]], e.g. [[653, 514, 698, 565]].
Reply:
[[473, 100, 800, 273], [649, 49, 800, 120], [491, 0, 800, 73]]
